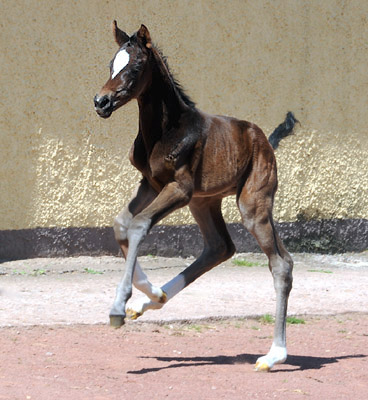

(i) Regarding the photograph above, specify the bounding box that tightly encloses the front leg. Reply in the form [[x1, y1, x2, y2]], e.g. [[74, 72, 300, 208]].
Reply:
[[110, 178, 157, 327], [110, 216, 151, 327], [110, 176, 192, 327], [114, 207, 165, 305]]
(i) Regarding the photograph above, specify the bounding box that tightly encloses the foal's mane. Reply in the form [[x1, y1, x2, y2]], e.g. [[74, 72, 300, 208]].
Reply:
[[151, 44, 196, 109]]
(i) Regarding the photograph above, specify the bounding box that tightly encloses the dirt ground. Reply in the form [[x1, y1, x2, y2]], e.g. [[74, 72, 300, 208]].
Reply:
[[1, 252, 368, 399]]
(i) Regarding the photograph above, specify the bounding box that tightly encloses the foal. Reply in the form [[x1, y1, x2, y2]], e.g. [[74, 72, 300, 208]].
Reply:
[[94, 22, 295, 371]]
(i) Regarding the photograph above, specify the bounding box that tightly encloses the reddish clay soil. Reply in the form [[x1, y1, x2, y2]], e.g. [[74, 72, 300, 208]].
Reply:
[[1, 253, 368, 398], [1, 314, 367, 400]]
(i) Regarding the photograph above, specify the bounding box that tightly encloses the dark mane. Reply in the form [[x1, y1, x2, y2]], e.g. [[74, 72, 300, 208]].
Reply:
[[152, 44, 196, 109]]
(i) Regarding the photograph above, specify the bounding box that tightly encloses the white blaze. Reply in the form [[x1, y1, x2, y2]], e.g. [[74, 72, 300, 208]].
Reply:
[[112, 49, 130, 79]]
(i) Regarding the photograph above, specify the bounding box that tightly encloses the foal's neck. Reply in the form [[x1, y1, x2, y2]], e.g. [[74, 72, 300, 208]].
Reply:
[[137, 48, 190, 153]]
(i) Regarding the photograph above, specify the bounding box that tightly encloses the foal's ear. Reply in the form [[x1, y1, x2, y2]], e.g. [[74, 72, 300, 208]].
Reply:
[[112, 20, 129, 47], [137, 24, 152, 49]]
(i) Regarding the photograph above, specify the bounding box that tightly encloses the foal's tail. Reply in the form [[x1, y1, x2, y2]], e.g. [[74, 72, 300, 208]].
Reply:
[[268, 112, 298, 150]]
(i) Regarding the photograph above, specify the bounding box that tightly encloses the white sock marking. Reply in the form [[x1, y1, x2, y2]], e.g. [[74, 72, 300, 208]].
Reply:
[[112, 49, 130, 79], [256, 343, 287, 370], [162, 275, 186, 300], [133, 262, 163, 301]]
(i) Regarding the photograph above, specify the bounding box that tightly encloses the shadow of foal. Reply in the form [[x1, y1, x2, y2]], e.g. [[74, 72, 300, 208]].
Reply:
[[94, 22, 298, 371], [127, 353, 367, 375]]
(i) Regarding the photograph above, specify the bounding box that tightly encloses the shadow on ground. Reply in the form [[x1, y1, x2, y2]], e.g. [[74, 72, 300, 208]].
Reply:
[[128, 353, 367, 374]]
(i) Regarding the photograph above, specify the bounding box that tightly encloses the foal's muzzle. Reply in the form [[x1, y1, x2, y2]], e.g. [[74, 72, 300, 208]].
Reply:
[[94, 94, 113, 118]]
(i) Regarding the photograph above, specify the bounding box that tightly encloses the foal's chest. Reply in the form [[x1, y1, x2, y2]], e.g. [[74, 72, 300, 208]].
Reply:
[[149, 141, 177, 181], [129, 139, 177, 189]]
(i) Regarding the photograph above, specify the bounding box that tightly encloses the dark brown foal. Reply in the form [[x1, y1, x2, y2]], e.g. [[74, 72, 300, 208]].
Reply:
[[94, 22, 296, 371]]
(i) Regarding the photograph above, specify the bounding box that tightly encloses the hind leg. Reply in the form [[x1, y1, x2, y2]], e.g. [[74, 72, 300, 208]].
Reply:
[[238, 187, 293, 371]]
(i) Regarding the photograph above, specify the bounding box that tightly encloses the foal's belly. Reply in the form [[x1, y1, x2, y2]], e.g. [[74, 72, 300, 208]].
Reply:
[[193, 164, 239, 198]]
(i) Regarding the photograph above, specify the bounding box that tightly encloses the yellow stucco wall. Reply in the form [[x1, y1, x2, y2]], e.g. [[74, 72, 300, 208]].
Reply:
[[1, 0, 367, 230]]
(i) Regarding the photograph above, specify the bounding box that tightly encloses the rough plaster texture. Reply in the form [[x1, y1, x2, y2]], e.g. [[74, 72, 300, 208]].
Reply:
[[1, 0, 367, 230]]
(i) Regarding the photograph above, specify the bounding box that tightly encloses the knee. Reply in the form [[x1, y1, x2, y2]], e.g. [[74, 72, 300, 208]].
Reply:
[[113, 209, 133, 242], [127, 215, 151, 244], [113, 215, 128, 242]]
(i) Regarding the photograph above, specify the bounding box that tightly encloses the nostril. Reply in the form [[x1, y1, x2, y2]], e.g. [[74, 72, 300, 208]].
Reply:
[[94, 95, 111, 109], [99, 96, 110, 109]]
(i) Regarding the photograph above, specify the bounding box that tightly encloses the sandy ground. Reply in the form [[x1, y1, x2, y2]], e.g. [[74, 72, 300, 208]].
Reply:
[[1, 252, 367, 399], [1, 252, 368, 326]]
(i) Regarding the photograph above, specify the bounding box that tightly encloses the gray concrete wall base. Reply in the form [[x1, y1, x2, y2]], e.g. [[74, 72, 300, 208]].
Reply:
[[1, 219, 367, 261]]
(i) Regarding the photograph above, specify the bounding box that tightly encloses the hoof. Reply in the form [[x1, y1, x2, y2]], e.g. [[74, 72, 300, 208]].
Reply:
[[254, 361, 271, 372], [109, 315, 125, 328], [126, 308, 142, 320], [159, 290, 167, 304], [255, 345, 287, 372]]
